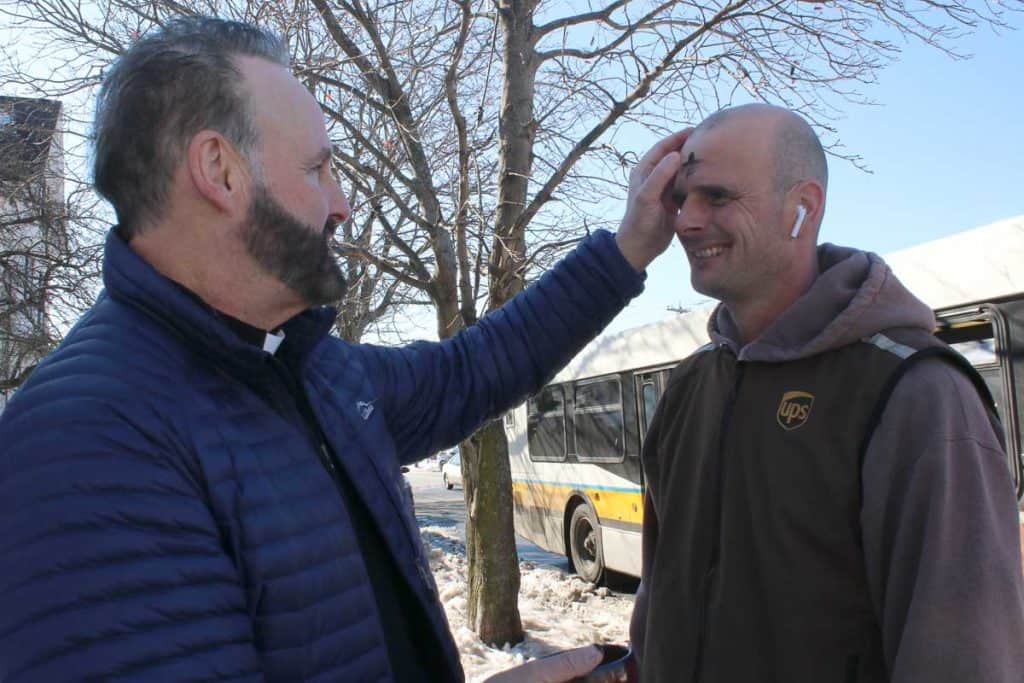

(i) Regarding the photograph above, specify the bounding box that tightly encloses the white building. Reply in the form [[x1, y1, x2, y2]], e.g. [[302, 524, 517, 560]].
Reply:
[[0, 96, 64, 408]]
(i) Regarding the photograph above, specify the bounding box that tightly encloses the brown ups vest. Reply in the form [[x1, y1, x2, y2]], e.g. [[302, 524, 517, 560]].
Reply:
[[638, 331, 994, 683]]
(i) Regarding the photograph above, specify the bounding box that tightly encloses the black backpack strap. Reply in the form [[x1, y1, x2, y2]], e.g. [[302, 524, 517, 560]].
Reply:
[[858, 345, 997, 470]]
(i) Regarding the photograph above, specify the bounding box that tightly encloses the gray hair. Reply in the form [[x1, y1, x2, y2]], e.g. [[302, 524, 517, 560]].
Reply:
[[92, 16, 288, 236]]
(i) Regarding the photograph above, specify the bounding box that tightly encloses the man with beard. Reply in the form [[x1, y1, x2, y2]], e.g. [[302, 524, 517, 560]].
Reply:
[[0, 16, 685, 683]]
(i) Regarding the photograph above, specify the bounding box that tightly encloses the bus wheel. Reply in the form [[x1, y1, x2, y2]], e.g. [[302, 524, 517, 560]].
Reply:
[[569, 503, 604, 584]]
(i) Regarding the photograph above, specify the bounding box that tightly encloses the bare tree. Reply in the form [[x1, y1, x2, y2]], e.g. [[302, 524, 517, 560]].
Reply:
[[0, 97, 103, 403], [2, 0, 1020, 647]]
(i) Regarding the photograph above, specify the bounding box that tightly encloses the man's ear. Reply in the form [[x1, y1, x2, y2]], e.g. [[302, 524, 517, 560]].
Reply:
[[185, 131, 252, 216], [790, 180, 825, 231]]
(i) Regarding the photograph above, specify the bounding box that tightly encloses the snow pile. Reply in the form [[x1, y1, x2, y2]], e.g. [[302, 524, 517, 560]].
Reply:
[[420, 523, 634, 682]]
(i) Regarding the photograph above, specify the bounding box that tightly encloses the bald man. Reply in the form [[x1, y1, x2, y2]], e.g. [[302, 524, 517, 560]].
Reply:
[[630, 105, 1024, 683]]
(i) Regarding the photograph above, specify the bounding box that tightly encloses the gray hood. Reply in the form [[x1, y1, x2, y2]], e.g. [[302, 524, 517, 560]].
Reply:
[[710, 244, 936, 362]]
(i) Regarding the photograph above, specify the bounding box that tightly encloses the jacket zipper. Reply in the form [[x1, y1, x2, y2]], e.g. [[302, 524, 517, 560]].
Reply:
[[693, 358, 745, 683], [265, 356, 345, 491], [317, 442, 343, 485]]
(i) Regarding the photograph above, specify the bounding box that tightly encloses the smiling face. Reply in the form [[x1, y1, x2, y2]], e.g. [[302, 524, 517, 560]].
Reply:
[[236, 57, 351, 306], [670, 114, 795, 307]]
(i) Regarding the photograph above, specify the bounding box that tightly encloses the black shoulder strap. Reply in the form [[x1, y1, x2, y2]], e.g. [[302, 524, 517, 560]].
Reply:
[[858, 345, 997, 468]]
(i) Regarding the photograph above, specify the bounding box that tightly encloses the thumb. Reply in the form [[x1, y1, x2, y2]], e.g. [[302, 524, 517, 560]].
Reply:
[[484, 645, 602, 683], [541, 644, 603, 682]]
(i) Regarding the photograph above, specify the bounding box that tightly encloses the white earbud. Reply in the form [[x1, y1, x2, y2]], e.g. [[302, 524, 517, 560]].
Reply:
[[790, 204, 807, 239]]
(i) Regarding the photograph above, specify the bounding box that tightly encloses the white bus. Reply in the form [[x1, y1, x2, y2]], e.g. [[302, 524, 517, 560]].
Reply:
[[505, 215, 1024, 582]]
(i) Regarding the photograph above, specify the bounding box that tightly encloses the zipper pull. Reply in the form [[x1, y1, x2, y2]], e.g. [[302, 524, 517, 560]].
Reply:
[[319, 443, 338, 475]]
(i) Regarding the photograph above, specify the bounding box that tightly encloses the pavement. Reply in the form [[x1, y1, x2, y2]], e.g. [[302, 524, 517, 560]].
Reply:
[[404, 467, 571, 570]]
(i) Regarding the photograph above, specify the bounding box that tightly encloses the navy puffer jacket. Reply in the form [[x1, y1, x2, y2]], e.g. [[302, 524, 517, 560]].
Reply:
[[0, 228, 643, 682]]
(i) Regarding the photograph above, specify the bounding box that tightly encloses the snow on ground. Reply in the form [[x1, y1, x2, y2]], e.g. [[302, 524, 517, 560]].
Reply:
[[419, 523, 634, 682]]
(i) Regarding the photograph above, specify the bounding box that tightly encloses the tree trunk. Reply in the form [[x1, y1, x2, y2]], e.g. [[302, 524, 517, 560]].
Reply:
[[433, 231, 464, 339], [462, 419, 523, 645], [459, 0, 541, 647], [489, 0, 539, 311]]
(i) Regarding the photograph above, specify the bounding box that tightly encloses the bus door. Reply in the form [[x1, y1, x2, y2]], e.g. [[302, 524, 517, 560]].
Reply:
[[935, 298, 1023, 500], [636, 368, 674, 446], [635, 368, 675, 498]]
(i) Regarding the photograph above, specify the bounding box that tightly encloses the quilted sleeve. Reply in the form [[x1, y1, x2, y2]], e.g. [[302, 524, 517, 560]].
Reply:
[[355, 229, 645, 464], [0, 389, 264, 682]]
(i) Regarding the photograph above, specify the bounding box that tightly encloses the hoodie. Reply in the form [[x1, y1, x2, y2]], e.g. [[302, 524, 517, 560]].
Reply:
[[630, 244, 1024, 683]]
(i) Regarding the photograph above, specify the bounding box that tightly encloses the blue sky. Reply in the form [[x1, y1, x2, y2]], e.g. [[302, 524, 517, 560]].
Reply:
[[608, 12, 1024, 334]]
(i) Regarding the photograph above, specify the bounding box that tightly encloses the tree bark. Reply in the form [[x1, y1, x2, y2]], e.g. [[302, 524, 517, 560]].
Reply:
[[460, 0, 541, 647], [463, 419, 523, 645], [489, 0, 539, 310]]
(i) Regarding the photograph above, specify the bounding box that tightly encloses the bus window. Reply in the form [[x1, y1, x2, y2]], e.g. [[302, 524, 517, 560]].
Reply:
[[527, 385, 567, 462], [574, 378, 625, 462], [630, 376, 655, 430], [637, 369, 674, 444], [947, 337, 1006, 417], [638, 382, 655, 430]]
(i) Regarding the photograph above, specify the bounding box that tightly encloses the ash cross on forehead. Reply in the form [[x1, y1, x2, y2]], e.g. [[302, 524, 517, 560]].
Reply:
[[680, 151, 702, 178]]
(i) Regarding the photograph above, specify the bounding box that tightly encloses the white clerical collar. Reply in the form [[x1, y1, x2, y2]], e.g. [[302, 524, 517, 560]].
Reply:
[[262, 329, 286, 355]]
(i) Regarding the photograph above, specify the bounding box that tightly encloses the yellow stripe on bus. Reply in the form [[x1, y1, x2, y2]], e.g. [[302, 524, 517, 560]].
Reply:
[[511, 480, 643, 525]]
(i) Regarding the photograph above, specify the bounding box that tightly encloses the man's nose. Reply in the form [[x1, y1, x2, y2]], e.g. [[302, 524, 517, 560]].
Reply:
[[328, 180, 351, 224], [675, 197, 708, 237]]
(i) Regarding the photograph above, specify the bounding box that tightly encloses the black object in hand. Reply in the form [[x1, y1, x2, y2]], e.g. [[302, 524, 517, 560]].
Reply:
[[569, 644, 637, 683]]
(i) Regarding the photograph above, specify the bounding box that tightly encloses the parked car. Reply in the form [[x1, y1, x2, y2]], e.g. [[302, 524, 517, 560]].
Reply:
[[436, 447, 458, 471], [441, 453, 462, 490]]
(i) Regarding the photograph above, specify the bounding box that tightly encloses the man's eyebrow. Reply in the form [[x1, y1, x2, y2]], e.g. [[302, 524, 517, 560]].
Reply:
[[307, 147, 332, 165], [680, 151, 702, 177], [690, 182, 736, 197]]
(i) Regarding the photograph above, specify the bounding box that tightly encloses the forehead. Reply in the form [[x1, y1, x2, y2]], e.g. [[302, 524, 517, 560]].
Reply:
[[239, 57, 330, 153], [676, 122, 771, 190]]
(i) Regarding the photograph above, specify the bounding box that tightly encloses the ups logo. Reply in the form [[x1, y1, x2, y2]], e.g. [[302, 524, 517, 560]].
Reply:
[[777, 390, 814, 430]]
